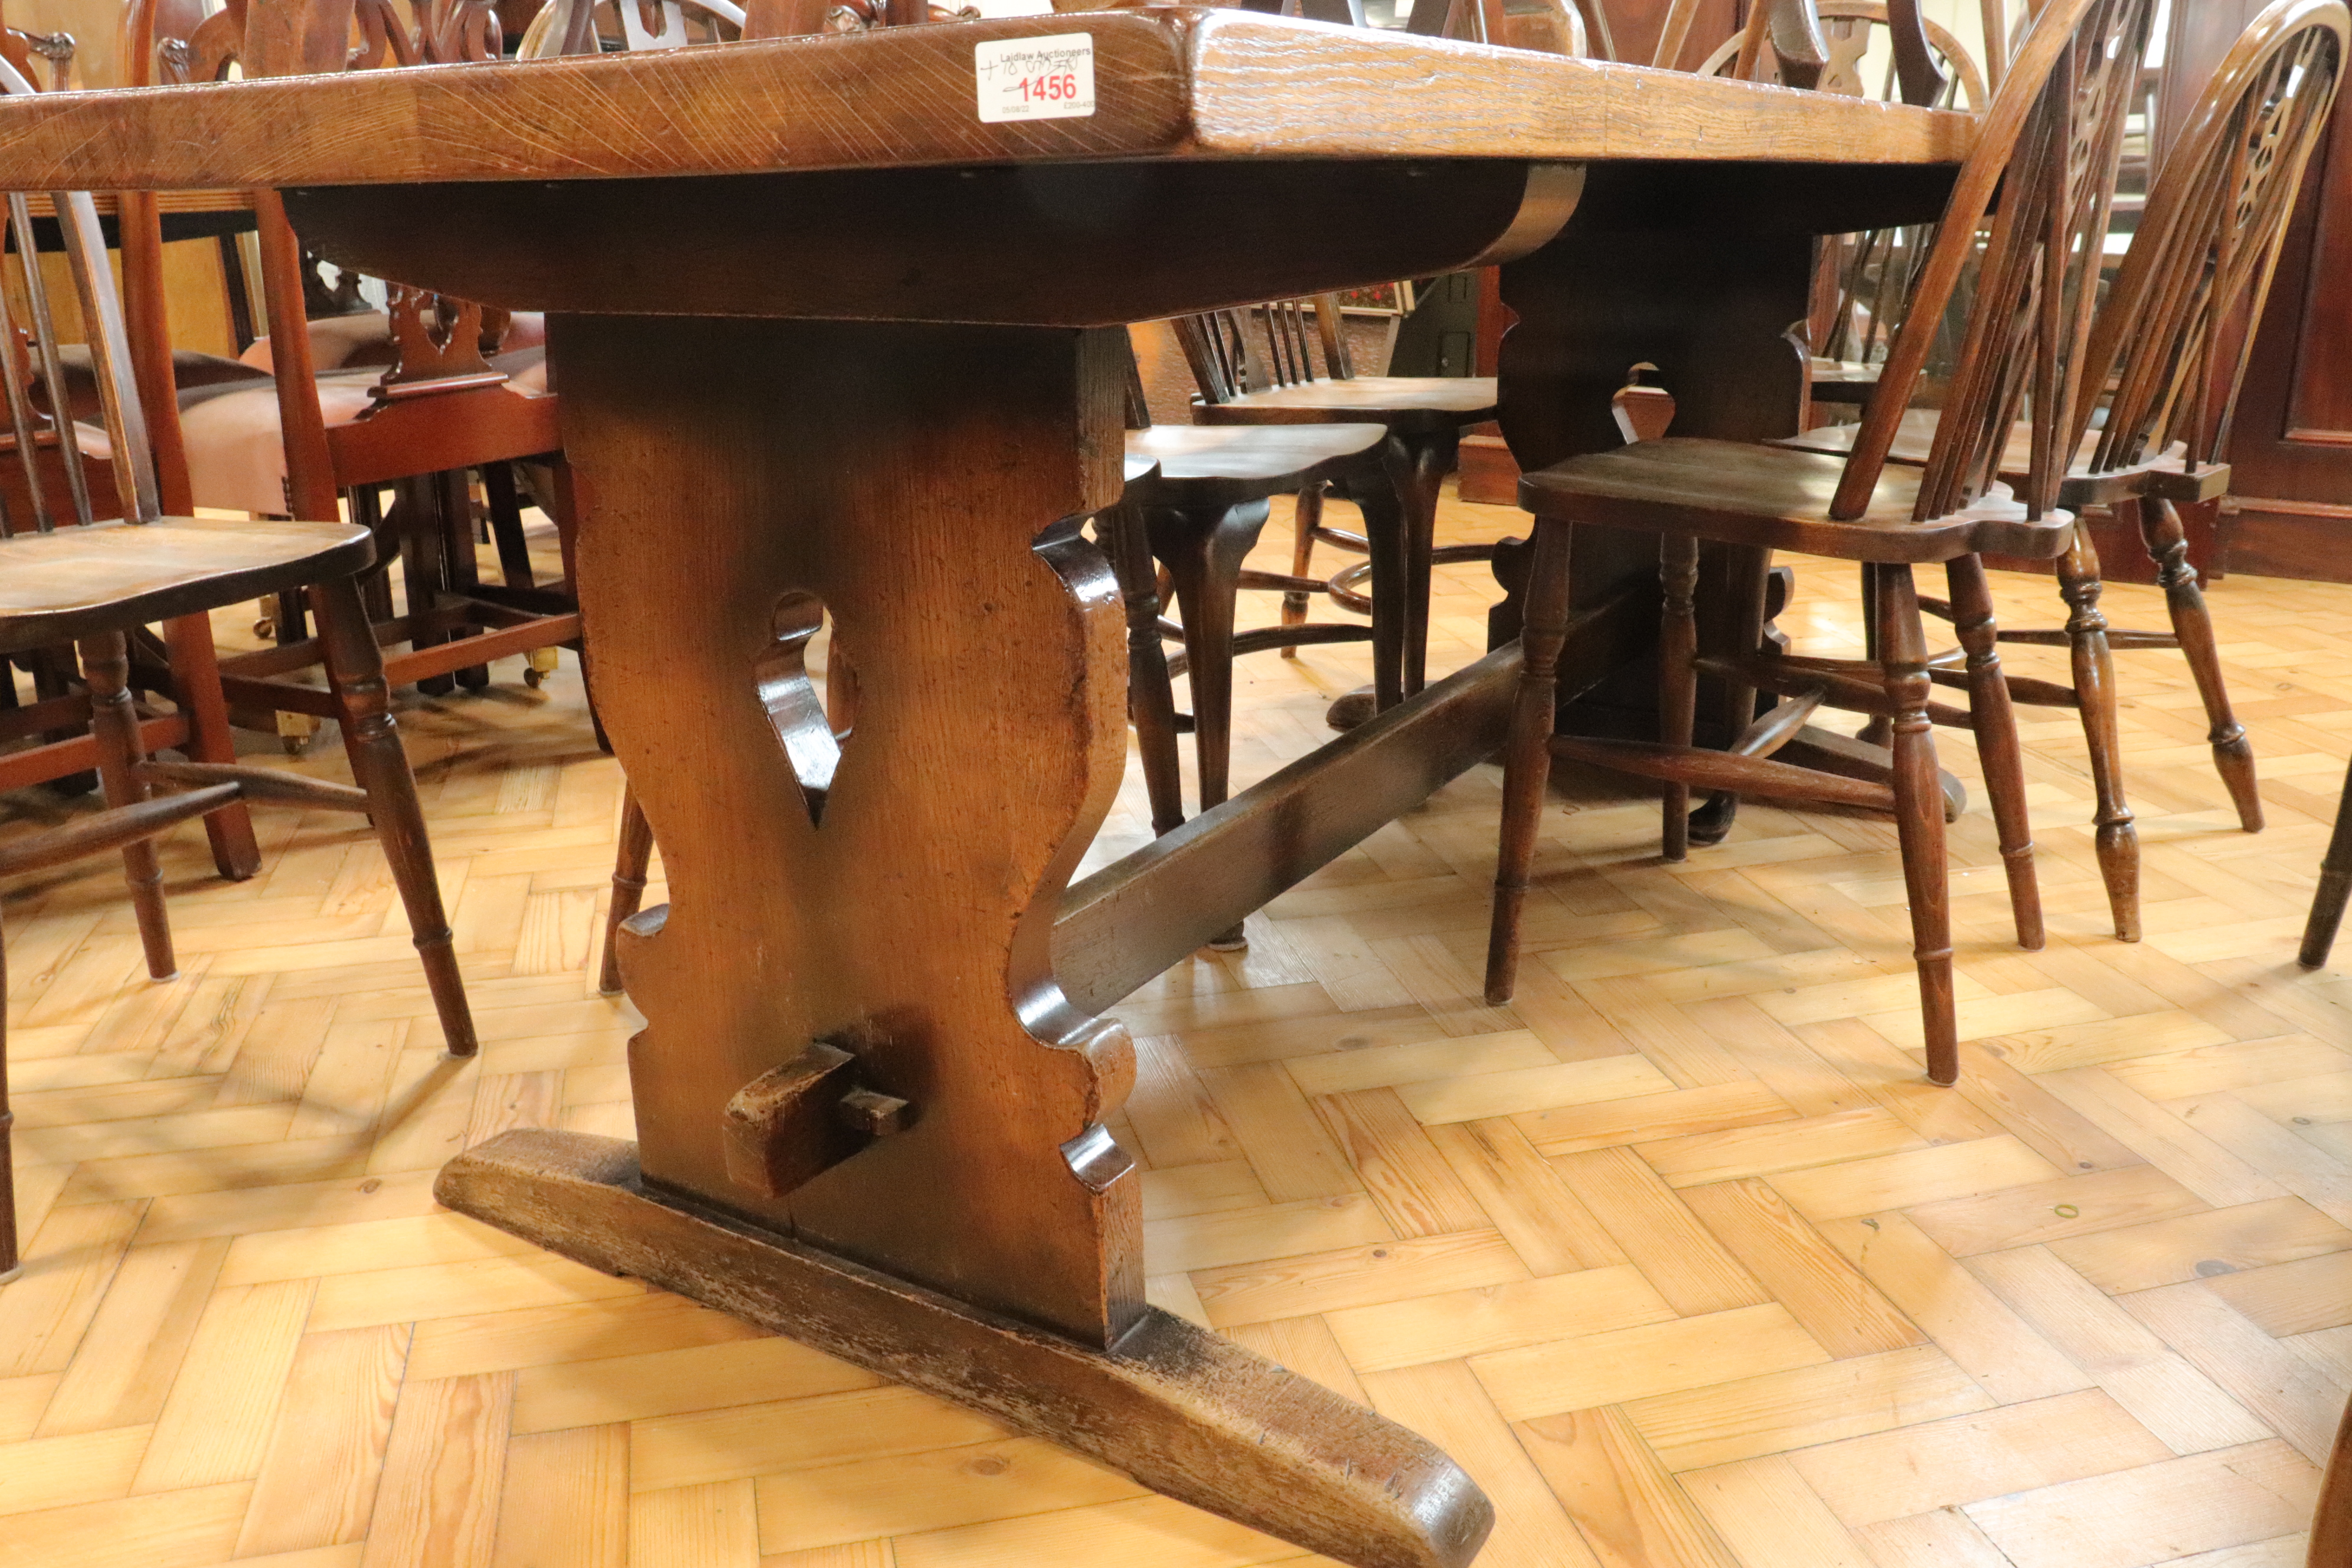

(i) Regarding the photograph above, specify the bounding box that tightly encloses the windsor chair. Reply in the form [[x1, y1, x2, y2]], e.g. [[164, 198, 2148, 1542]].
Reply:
[[1698, 0, 1987, 414], [1487, 0, 2159, 1087], [0, 60, 475, 1284], [1786, 0, 2348, 943], [119, 0, 582, 746], [0, 12, 265, 890], [1181, 296, 1495, 720]]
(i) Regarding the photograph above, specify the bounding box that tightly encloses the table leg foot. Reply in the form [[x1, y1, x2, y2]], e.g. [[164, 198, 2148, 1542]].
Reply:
[[438, 1129, 1494, 1568]]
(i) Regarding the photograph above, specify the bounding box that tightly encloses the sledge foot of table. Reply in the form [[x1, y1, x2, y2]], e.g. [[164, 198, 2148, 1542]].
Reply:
[[436, 1130, 1495, 1568]]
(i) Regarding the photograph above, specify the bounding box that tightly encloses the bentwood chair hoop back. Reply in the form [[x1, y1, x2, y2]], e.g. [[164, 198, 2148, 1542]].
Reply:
[[1485, 0, 2163, 1089], [0, 58, 476, 1287]]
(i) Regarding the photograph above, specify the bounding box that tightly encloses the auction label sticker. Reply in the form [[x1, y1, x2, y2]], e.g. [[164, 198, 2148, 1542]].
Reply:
[[975, 33, 1096, 123]]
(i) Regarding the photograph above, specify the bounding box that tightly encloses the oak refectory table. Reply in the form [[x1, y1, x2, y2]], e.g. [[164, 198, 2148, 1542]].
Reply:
[[0, 17, 1969, 1564]]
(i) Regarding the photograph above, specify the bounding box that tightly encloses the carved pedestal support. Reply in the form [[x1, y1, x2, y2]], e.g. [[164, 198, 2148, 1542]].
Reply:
[[463, 315, 1491, 1568]]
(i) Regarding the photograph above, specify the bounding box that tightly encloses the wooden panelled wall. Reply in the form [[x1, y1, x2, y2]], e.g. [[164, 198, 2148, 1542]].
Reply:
[[2174, 1, 2352, 582]]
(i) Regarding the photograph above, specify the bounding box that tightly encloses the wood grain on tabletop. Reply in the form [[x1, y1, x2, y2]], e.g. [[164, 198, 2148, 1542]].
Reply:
[[0, 9, 1972, 191]]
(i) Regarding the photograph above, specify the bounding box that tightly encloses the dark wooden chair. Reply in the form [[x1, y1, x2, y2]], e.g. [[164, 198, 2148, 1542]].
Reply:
[[1180, 296, 1497, 718], [120, 0, 583, 751], [0, 105, 475, 1286], [1785, 0, 2348, 942], [1700, 0, 1984, 414], [1106, 421, 1386, 826], [1485, 0, 2160, 1087]]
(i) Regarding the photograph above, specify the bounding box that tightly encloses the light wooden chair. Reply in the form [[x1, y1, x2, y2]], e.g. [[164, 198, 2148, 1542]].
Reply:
[[1485, 0, 2160, 1086], [0, 69, 476, 1284], [1784, 0, 2349, 940]]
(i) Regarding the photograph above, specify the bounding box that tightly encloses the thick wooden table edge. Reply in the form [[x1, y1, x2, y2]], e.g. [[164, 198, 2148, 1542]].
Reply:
[[439, 1129, 1495, 1568], [0, 8, 1974, 191]]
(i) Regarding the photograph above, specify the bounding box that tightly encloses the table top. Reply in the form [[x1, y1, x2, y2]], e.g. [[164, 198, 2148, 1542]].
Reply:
[[0, 8, 1972, 191]]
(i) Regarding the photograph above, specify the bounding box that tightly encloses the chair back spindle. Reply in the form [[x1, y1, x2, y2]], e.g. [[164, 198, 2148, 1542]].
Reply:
[[1175, 295, 1358, 406], [1831, 0, 2158, 525], [0, 61, 158, 537]]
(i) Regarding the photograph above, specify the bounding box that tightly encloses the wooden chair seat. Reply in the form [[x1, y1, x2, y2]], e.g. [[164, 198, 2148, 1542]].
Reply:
[[1772, 411, 2221, 506], [1193, 374, 1497, 433], [0, 515, 374, 646], [176, 357, 554, 517], [1808, 357, 1881, 404], [1125, 423, 1385, 505], [1518, 436, 2077, 563]]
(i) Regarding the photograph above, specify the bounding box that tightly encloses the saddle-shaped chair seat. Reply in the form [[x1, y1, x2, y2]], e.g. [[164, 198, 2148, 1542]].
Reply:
[[1192, 374, 1496, 433], [1126, 423, 1386, 504], [0, 515, 374, 646], [1519, 436, 2077, 563]]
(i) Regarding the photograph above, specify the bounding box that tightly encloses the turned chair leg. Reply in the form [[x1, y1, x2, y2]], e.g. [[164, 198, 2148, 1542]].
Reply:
[[80, 632, 177, 981], [2301, 754, 2352, 970], [1281, 481, 1325, 661], [600, 786, 654, 995], [1660, 535, 1700, 862], [1387, 429, 1456, 703], [1099, 501, 1187, 838], [1856, 563, 1893, 749], [2143, 498, 2262, 832], [484, 462, 538, 592], [1948, 556, 2044, 950], [1879, 566, 1959, 1086], [313, 576, 476, 1057], [160, 612, 262, 881], [1486, 518, 1574, 1006], [1159, 501, 1266, 950], [2057, 534, 2141, 942], [1688, 545, 1772, 850]]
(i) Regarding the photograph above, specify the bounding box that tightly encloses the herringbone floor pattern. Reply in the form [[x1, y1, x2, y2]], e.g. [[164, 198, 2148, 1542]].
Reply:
[[2, 488, 2350, 1568]]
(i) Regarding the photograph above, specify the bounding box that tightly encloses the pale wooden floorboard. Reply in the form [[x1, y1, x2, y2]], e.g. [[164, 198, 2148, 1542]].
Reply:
[[2, 485, 2350, 1566]]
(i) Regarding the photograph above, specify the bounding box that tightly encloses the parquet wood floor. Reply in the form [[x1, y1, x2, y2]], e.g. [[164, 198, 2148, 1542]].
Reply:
[[4, 488, 2350, 1568]]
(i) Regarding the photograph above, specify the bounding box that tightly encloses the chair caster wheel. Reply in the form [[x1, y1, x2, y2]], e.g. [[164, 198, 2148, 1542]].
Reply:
[[524, 667, 544, 688], [253, 618, 276, 639]]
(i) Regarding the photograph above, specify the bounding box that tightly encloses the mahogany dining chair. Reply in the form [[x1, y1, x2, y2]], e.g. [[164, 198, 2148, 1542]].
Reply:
[[119, 0, 584, 748]]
